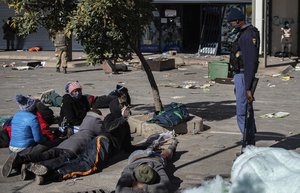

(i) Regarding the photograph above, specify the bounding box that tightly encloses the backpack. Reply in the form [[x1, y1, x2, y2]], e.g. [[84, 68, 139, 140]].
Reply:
[[0, 117, 12, 148], [148, 102, 189, 128]]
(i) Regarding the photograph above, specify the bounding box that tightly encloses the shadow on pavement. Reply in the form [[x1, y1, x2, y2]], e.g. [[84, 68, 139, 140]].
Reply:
[[185, 100, 236, 121], [175, 143, 240, 171], [256, 132, 300, 150], [167, 150, 188, 192], [131, 100, 236, 122], [66, 68, 102, 74]]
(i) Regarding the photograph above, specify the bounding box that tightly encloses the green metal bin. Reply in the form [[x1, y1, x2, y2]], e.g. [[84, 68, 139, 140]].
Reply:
[[208, 61, 229, 80]]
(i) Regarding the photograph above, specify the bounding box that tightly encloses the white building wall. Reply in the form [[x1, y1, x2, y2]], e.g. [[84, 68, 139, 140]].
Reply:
[[0, 2, 83, 51], [254, 0, 264, 54]]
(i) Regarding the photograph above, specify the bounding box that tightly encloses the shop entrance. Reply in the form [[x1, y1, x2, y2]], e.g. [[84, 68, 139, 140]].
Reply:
[[199, 5, 222, 54], [182, 5, 201, 53]]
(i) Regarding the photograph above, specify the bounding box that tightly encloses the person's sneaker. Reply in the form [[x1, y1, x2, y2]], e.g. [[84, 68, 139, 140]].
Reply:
[[168, 138, 179, 152], [40, 89, 55, 104], [35, 175, 45, 185], [20, 164, 34, 181], [2, 152, 18, 177], [27, 163, 48, 176]]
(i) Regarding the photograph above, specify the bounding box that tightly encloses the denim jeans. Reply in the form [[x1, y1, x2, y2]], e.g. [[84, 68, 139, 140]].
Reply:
[[234, 73, 256, 145]]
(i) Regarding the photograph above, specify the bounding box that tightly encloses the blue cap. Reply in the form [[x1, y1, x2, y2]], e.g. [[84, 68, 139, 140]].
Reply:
[[227, 8, 245, 22]]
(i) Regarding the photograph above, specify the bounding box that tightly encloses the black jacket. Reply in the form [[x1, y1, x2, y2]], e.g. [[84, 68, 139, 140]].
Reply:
[[59, 94, 90, 126]]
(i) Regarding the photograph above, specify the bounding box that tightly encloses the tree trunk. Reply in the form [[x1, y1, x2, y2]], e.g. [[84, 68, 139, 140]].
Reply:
[[132, 47, 163, 112]]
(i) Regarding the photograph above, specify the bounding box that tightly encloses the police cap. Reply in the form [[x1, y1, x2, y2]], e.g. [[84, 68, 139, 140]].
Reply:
[[227, 8, 245, 22]]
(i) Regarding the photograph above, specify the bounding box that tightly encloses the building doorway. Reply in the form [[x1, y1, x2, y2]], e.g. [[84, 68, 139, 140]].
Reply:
[[182, 5, 201, 53]]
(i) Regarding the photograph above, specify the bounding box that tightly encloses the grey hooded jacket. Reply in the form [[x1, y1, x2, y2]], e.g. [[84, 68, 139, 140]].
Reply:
[[57, 111, 106, 155]]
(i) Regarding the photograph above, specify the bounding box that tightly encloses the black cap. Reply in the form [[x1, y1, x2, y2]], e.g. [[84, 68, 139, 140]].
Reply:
[[227, 8, 245, 22]]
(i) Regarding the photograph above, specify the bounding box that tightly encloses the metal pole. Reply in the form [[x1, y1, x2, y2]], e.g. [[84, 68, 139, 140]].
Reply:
[[264, 0, 267, 68]]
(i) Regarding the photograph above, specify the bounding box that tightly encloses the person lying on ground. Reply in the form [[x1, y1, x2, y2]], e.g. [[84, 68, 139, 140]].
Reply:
[[22, 113, 146, 184], [2, 109, 105, 178], [115, 135, 179, 193], [3, 111, 145, 181], [30, 134, 110, 185]]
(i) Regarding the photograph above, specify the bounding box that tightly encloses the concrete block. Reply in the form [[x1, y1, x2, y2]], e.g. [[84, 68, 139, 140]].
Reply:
[[144, 58, 175, 71], [101, 60, 115, 73], [128, 113, 203, 138]]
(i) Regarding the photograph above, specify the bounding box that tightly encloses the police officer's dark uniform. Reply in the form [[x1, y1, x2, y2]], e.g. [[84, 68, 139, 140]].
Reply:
[[227, 8, 260, 145]]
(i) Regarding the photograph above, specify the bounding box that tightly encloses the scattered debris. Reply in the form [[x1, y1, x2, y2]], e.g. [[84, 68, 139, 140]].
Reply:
[[281, 76, 292, 81], [28, 47, 41, 52], [171, 96, 186, 99], [200, 84, 211, 89], [2, 62, 15, 68], [184, 72, 197, 75], [272, 73, 281, 77], [267, 83, 276, 88], [163, 73, 170, 78], [214, 78, 234, 84], [159, 81, 212, 90], [203, 88, 210, 92], [260, 112, 290, 118], [178, 67, 187, 71], [12, 66, 34, 70]]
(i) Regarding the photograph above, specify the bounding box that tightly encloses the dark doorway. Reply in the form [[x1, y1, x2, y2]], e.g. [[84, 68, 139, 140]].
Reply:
[[199, 5, 222, 52], [182, 5, 201, 53]]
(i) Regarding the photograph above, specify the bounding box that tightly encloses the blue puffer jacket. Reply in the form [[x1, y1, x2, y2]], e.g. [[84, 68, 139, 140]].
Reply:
[[10, 111, 43, 149]]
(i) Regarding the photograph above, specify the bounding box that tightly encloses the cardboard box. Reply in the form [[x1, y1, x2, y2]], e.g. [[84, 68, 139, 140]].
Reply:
[[144, 58, 175, 71]]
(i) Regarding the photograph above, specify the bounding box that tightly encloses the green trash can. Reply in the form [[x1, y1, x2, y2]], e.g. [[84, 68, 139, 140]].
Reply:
[[208, 61, 229, 80]]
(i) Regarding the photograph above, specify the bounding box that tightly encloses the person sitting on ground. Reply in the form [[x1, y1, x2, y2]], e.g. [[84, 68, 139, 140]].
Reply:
[[58, 81, 90, 134], [19, 112, 146, 184], [2, 98, 58, 147], [8, 94, 44, 153], [2, 94, 61, 177], [115, 135, 179, 193], [2, 109, 105, 179], [40, 84, 131, 118]]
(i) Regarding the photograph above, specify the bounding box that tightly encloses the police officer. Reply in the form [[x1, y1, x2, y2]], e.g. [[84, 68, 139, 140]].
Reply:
[[227, 8, 260, 146]]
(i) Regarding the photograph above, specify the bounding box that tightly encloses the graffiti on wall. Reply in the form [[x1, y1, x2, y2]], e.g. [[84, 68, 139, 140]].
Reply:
[[272, 16, 295, 26]]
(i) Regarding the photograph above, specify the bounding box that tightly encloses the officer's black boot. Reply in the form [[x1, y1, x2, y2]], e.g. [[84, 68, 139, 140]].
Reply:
[[63, 67, 67, 74]]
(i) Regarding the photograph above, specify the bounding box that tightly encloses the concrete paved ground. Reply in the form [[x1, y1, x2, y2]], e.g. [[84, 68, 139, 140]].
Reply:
[[0, 51, 299, 193]]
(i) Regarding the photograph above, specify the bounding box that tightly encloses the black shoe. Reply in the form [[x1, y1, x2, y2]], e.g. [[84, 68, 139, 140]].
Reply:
[[168, 138, 179, 152], [20, 164, 34, 180], [2, 152, 18, 177], [56, 68, 60, 72], [36, 175, 45, 185], [63, 67, 67, 74], [27, 163, 48, 176]]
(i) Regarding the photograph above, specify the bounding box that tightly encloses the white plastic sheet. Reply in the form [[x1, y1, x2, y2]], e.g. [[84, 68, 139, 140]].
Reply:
[[183, 146, 300, 193]]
